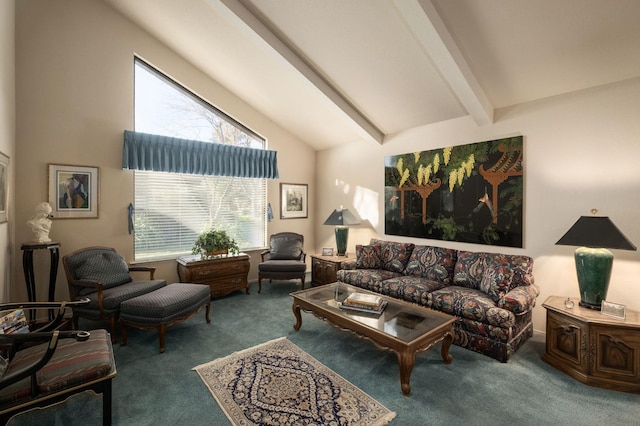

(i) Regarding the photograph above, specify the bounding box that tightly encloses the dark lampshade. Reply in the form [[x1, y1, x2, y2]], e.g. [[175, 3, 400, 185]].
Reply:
[[555, 216, 636, 250], [556, 212, 636, 310], [323, 208, 361, 226], [324, 208, 360, 256]]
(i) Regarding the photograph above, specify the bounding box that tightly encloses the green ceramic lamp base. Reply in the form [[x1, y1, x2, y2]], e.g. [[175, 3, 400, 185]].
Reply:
[[574, 246, 613, 310], [334, 226, 349, 257]]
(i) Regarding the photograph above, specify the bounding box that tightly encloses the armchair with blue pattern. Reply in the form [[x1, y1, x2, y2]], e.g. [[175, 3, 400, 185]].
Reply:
[[62, 246, 166, 341]]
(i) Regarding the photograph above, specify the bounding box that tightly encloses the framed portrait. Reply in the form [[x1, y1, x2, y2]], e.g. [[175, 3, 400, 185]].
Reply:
[[0, 151, 8, 223], [280, 183, 308, 219], [48, 164, 99, 219]]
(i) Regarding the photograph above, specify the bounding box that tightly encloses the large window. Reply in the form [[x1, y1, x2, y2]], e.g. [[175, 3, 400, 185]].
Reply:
[[133, 59, 267, 261]]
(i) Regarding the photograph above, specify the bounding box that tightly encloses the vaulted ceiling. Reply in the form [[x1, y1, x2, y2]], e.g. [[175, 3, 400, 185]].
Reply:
[[103, 0, 640, 150]]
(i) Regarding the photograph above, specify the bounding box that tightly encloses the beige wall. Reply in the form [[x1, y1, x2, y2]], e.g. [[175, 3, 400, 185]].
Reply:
[[317, 78, 640, 333], [0, 0, 15, 303], [14, 0, 316, 302]]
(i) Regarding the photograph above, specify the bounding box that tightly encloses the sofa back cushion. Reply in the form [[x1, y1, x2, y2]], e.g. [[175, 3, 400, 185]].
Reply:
[[453, 251, 485, 289], [404, 245, 457, 284], [455, 250, 535, 297], [355, 245, 382, 269], [487, 253, 534, 289], [480, 262, 514, 303], [370, 239, 415, 273]]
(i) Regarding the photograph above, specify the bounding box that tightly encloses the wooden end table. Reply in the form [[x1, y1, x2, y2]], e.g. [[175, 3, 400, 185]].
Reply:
[[542, 295, 640, 393], [310, 254, 345, 286], [291, 282, 455, 396]]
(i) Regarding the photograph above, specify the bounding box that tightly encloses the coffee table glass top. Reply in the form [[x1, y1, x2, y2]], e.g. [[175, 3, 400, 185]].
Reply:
[[291, 282, 454, 343]]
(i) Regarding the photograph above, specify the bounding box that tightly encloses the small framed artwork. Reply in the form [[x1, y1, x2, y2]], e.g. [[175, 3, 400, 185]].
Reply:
[[601, 301, 626, 320], [280, 183, 308, 219], [322, 247, 334, 256], [48, 164, 99, 219], [0, 151, 8, 223]]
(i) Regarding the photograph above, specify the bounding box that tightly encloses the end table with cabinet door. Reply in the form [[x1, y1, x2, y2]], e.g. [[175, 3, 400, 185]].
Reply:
[[311, 255, 344, 286], [542, 295, 640, 393]]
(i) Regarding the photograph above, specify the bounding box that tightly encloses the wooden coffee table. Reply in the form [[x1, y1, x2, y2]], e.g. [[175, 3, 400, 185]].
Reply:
[[291, 282, 455, 395]]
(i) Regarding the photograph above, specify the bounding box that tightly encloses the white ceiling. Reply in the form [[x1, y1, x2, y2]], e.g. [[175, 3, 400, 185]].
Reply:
[[103, 0, 640, 150]]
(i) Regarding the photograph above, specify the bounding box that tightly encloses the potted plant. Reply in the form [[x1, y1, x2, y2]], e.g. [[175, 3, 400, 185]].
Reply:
[[192, 229, 240, 259]]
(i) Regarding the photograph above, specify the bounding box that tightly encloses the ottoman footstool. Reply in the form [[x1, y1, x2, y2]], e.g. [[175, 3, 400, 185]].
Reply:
[[119, 283, 211, 353]]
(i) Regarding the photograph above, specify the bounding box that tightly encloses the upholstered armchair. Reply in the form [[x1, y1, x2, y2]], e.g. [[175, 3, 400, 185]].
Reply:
[[0, 300, 116, 425], [258, 233, 307, 292], [62, 246, 167, 341]]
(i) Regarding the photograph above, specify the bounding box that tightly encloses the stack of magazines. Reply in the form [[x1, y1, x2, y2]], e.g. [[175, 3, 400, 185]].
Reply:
[[339, 292, 387, 314]]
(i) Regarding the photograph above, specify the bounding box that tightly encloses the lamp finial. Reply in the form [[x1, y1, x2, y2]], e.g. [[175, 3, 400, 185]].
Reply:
[[590, 208, 598, 216]]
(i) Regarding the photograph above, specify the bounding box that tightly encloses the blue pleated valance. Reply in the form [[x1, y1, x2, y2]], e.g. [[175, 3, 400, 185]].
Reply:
[[122, 130, 279, 179]]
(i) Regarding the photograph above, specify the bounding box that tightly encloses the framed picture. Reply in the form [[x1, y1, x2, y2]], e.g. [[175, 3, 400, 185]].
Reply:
[[280, 183, 308, 219], [48, 164, 99, 219], [0, 151, 8, 223], [601, 300, 626, 320], [322, 247, 334, 256]]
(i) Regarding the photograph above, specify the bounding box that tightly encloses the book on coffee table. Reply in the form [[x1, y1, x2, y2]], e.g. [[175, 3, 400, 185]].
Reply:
[[343, 292, 383, 308], [339, 300, 387, 315]]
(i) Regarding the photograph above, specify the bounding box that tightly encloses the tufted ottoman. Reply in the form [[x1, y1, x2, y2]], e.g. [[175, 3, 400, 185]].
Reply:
[[119, 283, 211, 353]]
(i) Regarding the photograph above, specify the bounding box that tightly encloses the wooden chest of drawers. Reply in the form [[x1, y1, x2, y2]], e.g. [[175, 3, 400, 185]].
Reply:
[[176, 253, 250, 298]]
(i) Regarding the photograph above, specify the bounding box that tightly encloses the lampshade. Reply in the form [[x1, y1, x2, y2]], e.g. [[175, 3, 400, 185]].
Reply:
[[323, 209, 361, 226], [556, 212, 636, 310], [555, 216, 636, 250], [324, 208, 360, 256]]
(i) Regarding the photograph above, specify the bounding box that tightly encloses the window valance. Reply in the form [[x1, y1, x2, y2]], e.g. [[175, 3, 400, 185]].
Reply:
[[122, 130, 279, 179]]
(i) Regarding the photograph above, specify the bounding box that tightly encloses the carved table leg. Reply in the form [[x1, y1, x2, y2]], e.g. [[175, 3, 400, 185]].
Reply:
[[292, 303, 302, 331], [441, 332, 453, 364], [397, 349, 416, 396]]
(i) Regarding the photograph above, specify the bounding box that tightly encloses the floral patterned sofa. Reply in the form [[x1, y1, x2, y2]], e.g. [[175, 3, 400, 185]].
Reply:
[[336, 239, 539, 362]]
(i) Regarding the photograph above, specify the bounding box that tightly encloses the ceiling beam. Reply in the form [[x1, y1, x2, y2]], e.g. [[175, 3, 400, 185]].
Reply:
[[393, 0, 493, 126], [208, 0, 384, 145]]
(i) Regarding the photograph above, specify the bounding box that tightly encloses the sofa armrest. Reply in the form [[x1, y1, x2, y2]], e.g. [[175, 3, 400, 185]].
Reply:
[[498, 283, 540, 314], [341, 259, 357, 270]]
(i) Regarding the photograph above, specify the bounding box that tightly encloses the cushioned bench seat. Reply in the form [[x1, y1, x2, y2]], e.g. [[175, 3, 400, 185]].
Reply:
[[119, 283, 211, 353]]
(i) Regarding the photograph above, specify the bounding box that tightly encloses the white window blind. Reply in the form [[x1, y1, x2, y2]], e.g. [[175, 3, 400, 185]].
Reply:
[[134, 58, 267, 261]]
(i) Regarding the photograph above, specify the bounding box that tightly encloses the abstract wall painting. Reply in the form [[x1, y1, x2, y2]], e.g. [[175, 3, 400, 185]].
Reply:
[[384, 136, 524, 248]]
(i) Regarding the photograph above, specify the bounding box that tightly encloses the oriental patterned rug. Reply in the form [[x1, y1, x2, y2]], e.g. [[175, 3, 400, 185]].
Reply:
[[193, 337, 396, 426]]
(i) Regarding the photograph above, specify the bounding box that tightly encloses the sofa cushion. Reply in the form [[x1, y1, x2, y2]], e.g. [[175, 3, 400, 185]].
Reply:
[[75, 251, 132, 290], [480, 262, 513, 303], [336, 269, 402, 293], [379, 276, 446, 306], [430, 286, 515, 327], [355, 245, 382, 269], [370, 239, 414, 273], [404, 245, 457, 284], [453, 251, 485, 289], [486, 253, 534, 290]]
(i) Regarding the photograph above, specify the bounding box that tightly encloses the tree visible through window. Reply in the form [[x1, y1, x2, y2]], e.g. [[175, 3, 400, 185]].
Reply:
[[133, 58, 267, 261]]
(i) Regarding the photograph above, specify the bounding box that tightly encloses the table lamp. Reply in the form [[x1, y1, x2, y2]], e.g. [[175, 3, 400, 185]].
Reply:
[[555, 209, 636, 310], [323, 207, 360, 256]]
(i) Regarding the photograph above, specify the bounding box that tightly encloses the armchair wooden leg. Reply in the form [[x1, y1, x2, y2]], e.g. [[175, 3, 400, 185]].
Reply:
[[258, 277, 262, 293], [109, 317, 118, 343]]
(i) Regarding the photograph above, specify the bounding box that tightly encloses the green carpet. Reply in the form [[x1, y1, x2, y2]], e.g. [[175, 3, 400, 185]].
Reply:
[[8, 278, 640, 425]]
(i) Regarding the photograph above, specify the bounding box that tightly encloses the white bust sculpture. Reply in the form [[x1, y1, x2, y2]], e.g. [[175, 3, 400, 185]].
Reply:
[[27, 202, 53, 244]]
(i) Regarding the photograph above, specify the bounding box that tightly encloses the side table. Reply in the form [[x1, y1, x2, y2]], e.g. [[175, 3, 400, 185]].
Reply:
[[311, 255, 345, 286], [21, 241, 61, 320], [176, 253, 250, 298], [542, 295, 640, 393]]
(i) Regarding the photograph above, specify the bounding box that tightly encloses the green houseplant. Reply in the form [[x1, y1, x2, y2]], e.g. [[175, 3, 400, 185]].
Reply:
[[192, 229, 240, 259]]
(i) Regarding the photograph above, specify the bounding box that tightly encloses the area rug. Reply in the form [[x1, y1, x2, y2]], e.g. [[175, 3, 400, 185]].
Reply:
[[193, 337, 396, 425]]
